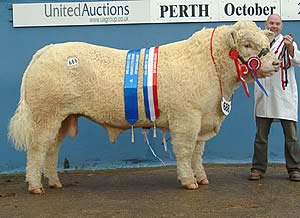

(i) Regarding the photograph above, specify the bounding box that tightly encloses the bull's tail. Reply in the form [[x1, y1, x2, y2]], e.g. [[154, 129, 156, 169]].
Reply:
[[8, 45, 53, 151]]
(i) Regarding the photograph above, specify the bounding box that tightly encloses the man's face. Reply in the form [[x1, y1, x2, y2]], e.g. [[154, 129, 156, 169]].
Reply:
[[265, 15, 282, 37]]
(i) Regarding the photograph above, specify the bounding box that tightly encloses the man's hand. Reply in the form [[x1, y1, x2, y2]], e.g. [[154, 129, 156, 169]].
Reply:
[[284, 34, 295, 57]]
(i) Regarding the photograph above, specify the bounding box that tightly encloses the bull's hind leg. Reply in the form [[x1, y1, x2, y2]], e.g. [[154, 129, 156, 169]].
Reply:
[[26, 137, 53, 194], [44, 118, 69, 189], [192, 140, 209, 185], [26, 119, 62, 194], [169, 112, 202, 190]]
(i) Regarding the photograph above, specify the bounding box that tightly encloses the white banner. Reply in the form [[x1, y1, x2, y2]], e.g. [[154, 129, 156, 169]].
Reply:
[[12, 0, 300, 27], [13, 1, 150, 27], [281, 0, 300, 21]]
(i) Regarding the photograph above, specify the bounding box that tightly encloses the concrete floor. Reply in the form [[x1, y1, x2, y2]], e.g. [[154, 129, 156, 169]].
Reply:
[[0, 164, 300, 217]]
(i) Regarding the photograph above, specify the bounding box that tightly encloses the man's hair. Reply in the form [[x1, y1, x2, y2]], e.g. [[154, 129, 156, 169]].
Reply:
[[266, 14, 282, 22]]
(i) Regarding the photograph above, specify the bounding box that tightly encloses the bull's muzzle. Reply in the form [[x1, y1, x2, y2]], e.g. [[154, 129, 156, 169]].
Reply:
[[272, 60, 280, 72]]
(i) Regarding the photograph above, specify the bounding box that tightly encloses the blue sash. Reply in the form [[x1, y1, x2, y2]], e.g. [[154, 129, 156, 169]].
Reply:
[[124, 49, 140, 125]]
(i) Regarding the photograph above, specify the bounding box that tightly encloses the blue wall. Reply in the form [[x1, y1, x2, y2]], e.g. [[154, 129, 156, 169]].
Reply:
[[1, 0, 300, 173]]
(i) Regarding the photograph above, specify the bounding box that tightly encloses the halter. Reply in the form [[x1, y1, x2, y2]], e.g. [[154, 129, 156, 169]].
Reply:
[[210, 28, 270, 98], [229, 48, 270, 97]]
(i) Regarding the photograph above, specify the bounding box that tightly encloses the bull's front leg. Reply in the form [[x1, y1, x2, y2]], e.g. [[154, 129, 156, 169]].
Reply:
[[169, 112, 202, 190], [191, 140, 209, 185]]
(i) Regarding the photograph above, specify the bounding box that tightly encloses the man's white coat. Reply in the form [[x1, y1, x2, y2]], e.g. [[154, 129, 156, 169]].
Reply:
[[255, 34, 300, 121]]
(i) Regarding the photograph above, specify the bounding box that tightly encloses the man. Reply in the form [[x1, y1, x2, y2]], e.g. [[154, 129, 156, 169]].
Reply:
[[249, 14, 300, 181]]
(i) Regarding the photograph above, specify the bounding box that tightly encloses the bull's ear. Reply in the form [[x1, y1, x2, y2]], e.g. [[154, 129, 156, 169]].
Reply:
[[227, 29, 238, 49], [264, 29, 275, 43]]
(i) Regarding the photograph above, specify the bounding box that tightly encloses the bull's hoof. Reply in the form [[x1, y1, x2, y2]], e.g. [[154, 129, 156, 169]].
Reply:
[[197, 177, 209, 185], [29, 187, 45, 194], [49, 180, 63, 189], [183, 183, 199, 190]]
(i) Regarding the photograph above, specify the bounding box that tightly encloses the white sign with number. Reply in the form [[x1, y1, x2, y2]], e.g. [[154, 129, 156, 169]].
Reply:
[[281, 0, 300, 20], [221, 97, 232, 116]]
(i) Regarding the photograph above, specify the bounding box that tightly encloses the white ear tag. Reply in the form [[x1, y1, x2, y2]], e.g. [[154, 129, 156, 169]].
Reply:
[[221, 97, 231, 116]]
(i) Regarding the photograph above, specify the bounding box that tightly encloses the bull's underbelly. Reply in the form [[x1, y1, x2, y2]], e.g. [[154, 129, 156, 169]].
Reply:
[[82, 110, 169, 130]]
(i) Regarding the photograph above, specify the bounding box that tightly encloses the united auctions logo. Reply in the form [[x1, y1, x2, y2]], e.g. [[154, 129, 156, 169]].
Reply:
[[160, 4, 209, 18], [44, 3, 130, 17]]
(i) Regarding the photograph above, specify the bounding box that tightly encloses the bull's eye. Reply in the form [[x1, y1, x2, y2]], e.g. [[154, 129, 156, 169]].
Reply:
[[244, 43, 251, 48]]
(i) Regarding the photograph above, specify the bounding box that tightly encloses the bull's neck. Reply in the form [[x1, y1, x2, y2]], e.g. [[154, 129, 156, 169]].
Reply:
[[209, 28, 241, 99]]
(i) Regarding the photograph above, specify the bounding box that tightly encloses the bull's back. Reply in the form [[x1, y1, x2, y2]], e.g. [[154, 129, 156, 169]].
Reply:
[[24, 42, 128, 120]]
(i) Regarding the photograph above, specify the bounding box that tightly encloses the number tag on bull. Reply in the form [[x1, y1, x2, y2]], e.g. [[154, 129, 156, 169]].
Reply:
[[221, 97, 231, 116]]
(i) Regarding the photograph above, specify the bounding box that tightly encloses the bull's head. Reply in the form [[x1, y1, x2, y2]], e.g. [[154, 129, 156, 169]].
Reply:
[[227, 21, 280, 80]]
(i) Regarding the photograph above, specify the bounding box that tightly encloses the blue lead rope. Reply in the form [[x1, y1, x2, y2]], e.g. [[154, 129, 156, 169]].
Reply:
[[253, 73, 269, 96]]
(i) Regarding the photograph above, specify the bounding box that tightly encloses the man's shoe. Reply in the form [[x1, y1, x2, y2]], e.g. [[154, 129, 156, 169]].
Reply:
[[289, 171, 300, 181], [248, 170, 264, 180]]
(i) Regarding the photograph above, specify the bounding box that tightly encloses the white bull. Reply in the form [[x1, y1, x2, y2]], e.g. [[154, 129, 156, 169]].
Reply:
[[9, 21, 279, 194]]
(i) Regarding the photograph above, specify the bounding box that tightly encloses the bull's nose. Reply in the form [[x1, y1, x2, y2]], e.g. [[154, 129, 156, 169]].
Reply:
[[273, 60, 280, 72], [272, 60, 280, 66]]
